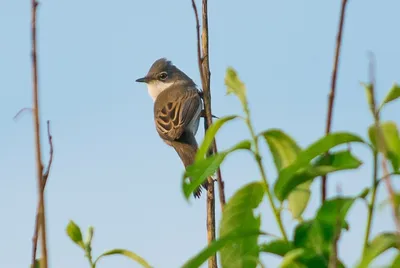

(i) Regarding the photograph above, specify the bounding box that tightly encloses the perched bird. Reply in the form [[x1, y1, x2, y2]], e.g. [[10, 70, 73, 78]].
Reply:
[[136, 58, 208, 198]]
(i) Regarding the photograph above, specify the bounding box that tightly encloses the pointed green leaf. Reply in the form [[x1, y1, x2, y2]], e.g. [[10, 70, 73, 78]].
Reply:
[[259, 240, 295, 257], [369, 121, 400, 171], [220, 182, 265, 268], [280, 248, 327, 268], [261, 129, 301, 171], [225, 67, 248, 111], [274, 133, 364, 201], [275, 150, 362, 201], [196, 115, 238, 161], [288, 181, 312, 220], [182, 230, 263, 268], [294, 197, 356, 257], [261, 129, 311, 219], [380, 83, 400, 110], [362, 82, 375, 114], [183, 140, 251, 199], [358, 187, 370, 199], [316, 197, 355, 225], [357, 233, 400, 268], [85, 226, 94, 247], [66, 220, 84, 248], [94, 249, 152, 268]]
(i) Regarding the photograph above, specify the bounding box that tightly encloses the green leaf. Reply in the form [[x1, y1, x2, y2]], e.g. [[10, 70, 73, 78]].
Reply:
[[196, 115, 238, 161], [182, 231, 263, 268], [316, 197, 355, 226], [380, 83, 400, 110], [66, 220, 84, 248], [94, 249, 152, 268], [183, 140, 251, 199], [261, 129, 311, 219], [225, 67, 248, 112], [288, 181, 312, 220], [357, 233, 400, 268], [219, 182, 265, 268], [362, 82, 375, 114], [391, 253, 400, 267], [369, 121, 400, 171], [85, 226, 94, 247], [294, 197, 356, 257], [275, 150, 362, 201], [259, 240, 295, 257], [261, 129, 301, 171], [30, 259, 41, 268], [358, 187, 370, 199], [280, 248, 327, 268]]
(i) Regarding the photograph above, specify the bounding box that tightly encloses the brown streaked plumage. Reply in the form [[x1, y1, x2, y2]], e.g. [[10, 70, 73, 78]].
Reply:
[[136, 58, 208, 198]]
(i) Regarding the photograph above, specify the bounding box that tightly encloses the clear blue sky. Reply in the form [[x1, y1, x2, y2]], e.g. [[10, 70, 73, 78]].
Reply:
[[1, 0, 399, 267]]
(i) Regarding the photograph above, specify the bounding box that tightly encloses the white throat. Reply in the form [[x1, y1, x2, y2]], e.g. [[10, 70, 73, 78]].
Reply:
[[147, 81, 174, 101]]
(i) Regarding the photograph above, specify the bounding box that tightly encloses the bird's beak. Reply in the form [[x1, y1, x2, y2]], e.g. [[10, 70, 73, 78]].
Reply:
[[135, 76, 149, 83]]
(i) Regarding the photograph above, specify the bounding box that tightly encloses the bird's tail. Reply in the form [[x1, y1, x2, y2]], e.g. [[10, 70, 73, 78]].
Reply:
[[169, 131, 209, 198]]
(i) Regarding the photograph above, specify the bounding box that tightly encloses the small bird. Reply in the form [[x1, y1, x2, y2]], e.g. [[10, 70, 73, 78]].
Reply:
[[136, 58, 208, 198]]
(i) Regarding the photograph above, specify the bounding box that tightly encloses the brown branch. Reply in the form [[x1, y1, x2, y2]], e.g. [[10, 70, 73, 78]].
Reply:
[[201, 2, 218, 267], [381, 159, 400, 233], [190, 0, 221, 267], [31, 1, 48, 267], [322, 0, 349, 202], [32, 121, 53, 267], [191, 0, 225, 210]]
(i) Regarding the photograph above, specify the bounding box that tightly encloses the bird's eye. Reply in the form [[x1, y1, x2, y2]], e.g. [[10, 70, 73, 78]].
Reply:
[[158, 72, 168, 80]]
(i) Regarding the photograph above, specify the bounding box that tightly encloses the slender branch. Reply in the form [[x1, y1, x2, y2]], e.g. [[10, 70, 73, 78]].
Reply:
[[363, 151, 378, 253], [381, 159, 400, 233], [329, 184, 343, 268], [201, 1, 218, 267], [190, 0, 221, 266], [322, 0, 349, 202], [190, 0, 226, 209], [246, 119, 288, 241], [31, 1, 48, 267], [32, 121, 53, 267]]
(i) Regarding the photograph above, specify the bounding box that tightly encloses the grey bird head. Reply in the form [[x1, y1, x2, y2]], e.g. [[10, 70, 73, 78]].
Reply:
[[136, 58, 195, 101]]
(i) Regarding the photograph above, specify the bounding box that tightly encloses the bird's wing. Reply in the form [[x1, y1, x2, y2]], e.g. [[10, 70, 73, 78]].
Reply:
[[155, 89, 201, 141]]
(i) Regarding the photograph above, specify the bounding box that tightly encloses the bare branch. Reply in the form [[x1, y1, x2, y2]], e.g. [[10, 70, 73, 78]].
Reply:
[[32, 121, 54, 267], [381, 159, 400, 234], [322, 0, 349, 202], [13, 108, 33, 121], [31, 0, 48, 267]]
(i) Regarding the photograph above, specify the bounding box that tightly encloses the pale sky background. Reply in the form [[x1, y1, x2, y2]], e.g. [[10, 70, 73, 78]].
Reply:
[[1, 0, 399, 267]]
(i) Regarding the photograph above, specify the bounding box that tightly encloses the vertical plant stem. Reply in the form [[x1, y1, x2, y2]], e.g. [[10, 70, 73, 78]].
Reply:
[[245, 117, 288, 241], [31, 0, 48, 267], [363, 151, 378, 253], [322, 0, 349, 202], [201, 1, 218, 267], [190, 0, 220, 267], [32, 121, 53, 267], [381, 159, 400, 233]]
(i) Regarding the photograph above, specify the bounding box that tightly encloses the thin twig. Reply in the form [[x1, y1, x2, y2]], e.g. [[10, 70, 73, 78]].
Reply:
[[329, 185, 343, 268], [201, 1, 218, 267], [31, 1, 48, 267], [32, 121, 53, 266], [191, 0, 226, 209], [191, 0, 219, 267], [13, 108, 33, 121], [322, 0, 349, 202], [381, 159, 400, 233]]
